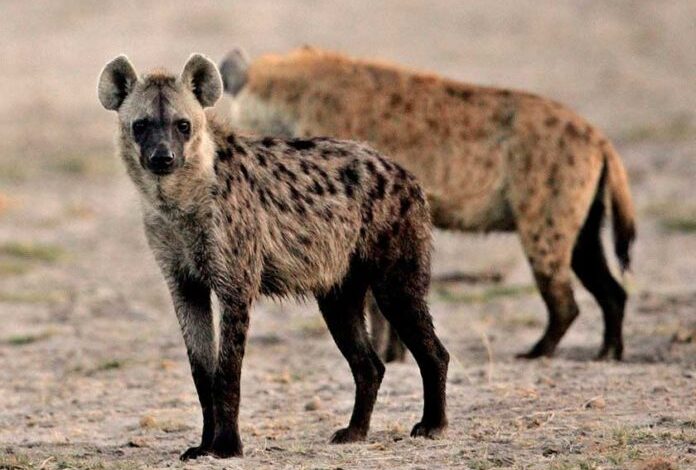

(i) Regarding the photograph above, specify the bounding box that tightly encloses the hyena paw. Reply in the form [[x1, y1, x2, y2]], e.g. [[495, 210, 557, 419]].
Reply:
[[208, 435, 243, 459], [410, 421, 447, 439], [180, 445, 210, 461], [329, 427, 366, 444], [516, 341, 556, 359], [596, 340, 623, 361]]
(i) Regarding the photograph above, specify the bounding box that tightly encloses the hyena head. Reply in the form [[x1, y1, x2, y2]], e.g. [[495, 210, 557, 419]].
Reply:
[[98, 54, 223, 178]]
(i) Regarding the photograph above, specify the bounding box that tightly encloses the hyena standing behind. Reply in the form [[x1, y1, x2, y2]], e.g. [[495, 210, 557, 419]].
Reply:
[[98, 54, 449, 459], [220, 47, 637, 361]]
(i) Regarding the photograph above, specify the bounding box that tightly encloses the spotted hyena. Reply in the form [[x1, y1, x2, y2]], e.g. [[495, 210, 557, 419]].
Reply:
[[97, 53, 449, 459], [220, 46, 636, 361]]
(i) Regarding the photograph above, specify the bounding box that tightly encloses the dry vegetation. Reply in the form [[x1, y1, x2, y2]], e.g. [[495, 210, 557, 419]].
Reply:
[[0, 1, 695, 469]]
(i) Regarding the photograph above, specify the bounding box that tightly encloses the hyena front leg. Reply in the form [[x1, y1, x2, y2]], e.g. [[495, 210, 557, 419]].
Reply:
[[165, 271, 217, 461], [207, 289, 251, 458]]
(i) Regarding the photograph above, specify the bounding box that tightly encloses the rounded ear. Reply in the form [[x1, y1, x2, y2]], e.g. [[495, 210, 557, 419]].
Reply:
[[180, 53, 223, 108], [219, 47, 249, 97], [98, 55, 138, 111]]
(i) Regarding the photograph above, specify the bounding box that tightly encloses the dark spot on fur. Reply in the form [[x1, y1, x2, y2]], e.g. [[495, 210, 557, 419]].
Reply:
[[369, 172, 387, 200], [300, 160, 311, 175], [239, 164, 249, 182], [399, 196, 412, 216], [258, 189, 269, 208], [339, 161, 361, 198], [445, 86, 474, 101], [565, 122, 581, 138], [389, 93, 402, 106], [545, 116, 559, 127], [326, 180, 338, 195], [276, 162, 297, 182], [256, 152, 267, 167], [217, 148, 232, 162], [261, 137, 276, 148], [298, 234, 312, 246], [308, 179, 324, 196], [364, 160, 376, 175], [287, 139, 316, 151], [321, 208, 334, 221]]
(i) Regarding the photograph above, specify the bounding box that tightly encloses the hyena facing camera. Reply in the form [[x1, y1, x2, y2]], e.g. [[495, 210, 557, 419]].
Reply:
[[98, 53, 449, 460]]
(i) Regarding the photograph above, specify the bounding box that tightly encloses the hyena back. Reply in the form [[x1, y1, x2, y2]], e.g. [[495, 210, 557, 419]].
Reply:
[[221, 46, 636, 361], [98, 54, 448, 460]]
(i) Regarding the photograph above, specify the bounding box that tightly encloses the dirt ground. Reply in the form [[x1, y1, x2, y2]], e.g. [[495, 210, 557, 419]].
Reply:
[[1, 1, 695, 469]]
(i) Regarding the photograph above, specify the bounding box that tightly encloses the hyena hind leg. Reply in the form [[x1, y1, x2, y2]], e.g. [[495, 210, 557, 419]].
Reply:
[[572, 195, 627, 360], [371, 257, 449, 438], [517, 267, 579, 359], [367, 291, 407, 363], [317, 266, 385, 444]]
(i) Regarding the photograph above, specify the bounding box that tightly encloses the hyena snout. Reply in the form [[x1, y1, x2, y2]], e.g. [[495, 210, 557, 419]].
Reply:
[[148, 144, 176, 174]]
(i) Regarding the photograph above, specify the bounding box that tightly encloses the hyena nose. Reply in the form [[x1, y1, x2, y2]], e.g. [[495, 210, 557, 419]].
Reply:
[[149, 147, 175, 172]]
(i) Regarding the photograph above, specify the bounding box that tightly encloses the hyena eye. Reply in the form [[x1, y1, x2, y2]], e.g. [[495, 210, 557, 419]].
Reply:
[[132, 120, 148, 137], [176, 119, 191, 136]]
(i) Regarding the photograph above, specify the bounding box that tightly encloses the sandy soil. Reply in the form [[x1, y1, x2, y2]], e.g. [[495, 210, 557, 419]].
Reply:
[[1, 1, 695, 469]]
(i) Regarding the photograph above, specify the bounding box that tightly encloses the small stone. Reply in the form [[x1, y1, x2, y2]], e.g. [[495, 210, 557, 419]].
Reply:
[[127, 437, 151, 448], [672, 328, 695, 344], [160, 359, 176, 371], [304, 396, 322, 411], [584, 396, 606, 409], [139, 415, 157, 429]]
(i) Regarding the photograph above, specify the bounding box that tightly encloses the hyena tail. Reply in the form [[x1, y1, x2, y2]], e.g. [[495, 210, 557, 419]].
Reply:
[[604, 144, 636, 272], [219, 47, 250, 96]]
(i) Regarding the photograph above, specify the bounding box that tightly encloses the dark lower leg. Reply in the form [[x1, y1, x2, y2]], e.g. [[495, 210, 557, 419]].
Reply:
[[318, 276, 384, 443], [519, 272, 579, 359], [373, 285, 449, 438], [572, 237, 627, 360], [179, 360, 215, 460], [208, 297, 249, 458]]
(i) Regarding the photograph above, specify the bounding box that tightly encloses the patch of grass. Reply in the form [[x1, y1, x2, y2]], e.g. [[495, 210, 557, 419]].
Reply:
[[3, 331, 53, 346], [94, 359, 124, 372], [0, 452, 33, 470], [0, 242, 66, 263], [0, 260, 32, 277], [435, 284, 536, 304], [661, 216, 696, 233]]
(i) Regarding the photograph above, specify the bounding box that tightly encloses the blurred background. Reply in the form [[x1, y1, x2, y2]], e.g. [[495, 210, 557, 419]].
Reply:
[[1, 1, 694, 468]]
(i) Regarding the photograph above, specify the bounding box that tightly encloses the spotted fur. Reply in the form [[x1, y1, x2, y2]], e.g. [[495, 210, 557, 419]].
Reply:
[[98, 54, 449, 460]]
